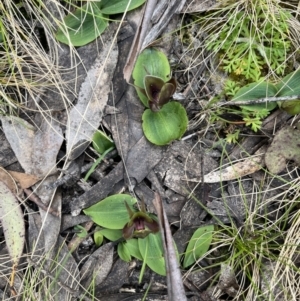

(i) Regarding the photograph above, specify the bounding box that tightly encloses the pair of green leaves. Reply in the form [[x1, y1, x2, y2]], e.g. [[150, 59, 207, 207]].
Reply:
[[83, 194, 165, 276], [132, 48, 188, 145], [56, 0, 146, 46], [232, 69, 300, 115]]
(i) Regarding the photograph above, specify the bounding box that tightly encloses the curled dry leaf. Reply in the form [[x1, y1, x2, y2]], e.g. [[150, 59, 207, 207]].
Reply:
[[265, 126, 300, 174], [187, 145, 267, 183], [0, 181, 25, 278], [66, 24, 118, 160]]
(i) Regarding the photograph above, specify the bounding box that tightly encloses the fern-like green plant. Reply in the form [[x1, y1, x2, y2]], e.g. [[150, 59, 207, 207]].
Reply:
[[206, 2, 291, 81]]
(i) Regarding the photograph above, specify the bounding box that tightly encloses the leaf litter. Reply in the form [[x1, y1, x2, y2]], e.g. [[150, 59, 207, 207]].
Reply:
[[0, 0, 300, 300]]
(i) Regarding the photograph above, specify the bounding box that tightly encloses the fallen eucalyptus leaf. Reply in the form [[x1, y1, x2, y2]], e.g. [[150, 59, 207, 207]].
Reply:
[[187, 145, 267, 183], [265, 126, 300, 174], [0, 115, 63, 178], [66, 24, 118, 160], [0, 181, 25, 271]]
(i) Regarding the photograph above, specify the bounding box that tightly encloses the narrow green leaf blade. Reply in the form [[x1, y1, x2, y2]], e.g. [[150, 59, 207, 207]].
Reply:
[[83, 194, 136, 229], [0, 181, 25, 266], [56, 3, 108, 46], [100, 0, 146, 14], [183, 225, 214, 268]]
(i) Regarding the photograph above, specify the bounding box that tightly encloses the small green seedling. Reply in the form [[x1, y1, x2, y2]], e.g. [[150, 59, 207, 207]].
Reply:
[[74, 225, 88, 238], [56, 0, 146, 46], [132, 48, 188, 145], [84, 130, 115, 181]]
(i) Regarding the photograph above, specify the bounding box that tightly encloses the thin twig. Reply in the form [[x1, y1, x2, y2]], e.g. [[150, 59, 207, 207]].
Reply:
[[24, 188, 60, 217], [218, 94, 300, 106]]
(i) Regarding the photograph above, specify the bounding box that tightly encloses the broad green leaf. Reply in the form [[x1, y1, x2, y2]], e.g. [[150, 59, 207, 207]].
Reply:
[[138, 232, 166, 276], [118, 242, 132, 262], [183, 225, 214, 268], [92, 130, 115, 155], [276, 69, 300, 115], [142, 102, 188, 145], [56, 2, 108, 46], [83, 194, 136, 229], [276, 69, 300, 97], [0, 181, 25, 267], [99, 228, 123, 241], [232, 82, 278, 111], [94, 231, 104, 246], [100, 0, 146, 14], [124, 239, 143, 260], [132, 48, 171, 107]]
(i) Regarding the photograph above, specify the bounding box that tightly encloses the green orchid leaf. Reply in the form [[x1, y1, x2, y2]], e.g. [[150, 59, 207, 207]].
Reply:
[[142, 102, 188, 145], [276, 69, 300, 96], [276, 69, 300, 115], [123, 239, 143, 261], [138, 232, 166, 276], [92, 130, 115, 155], [56, 2, 108, 46], [100, 0, 146, 14], [83, 194, 136, 229], [232, 82, 278, 112], [94, 231, 104, 246], [183, 225, 214, 268], [132, 48, 172, 107], [98, 228, 123, 241], [117, 242, 132, 262], [144, 75, 177, 111]]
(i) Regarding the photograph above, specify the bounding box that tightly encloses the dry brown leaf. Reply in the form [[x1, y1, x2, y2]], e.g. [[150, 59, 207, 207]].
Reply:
[[153, 193, 187, 301], [0, 167, 17, 194], [8, 170, 39, 189], [187, 145, 267, 183]]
